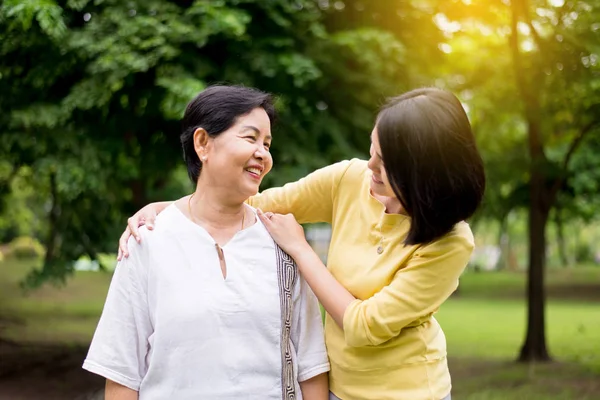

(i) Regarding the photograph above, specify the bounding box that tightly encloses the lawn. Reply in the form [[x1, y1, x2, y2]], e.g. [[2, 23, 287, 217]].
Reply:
[[0, 258, 112, 344], [0, 258, 599, 399], [438, 267, 600, 399]]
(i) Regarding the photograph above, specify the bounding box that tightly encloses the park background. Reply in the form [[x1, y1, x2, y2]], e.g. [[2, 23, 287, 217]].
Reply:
[[1, 0, 599, 399]]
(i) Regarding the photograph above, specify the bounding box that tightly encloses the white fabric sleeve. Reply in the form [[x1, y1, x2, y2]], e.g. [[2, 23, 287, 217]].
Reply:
[[82, 235, 152, 391], [291, 275, 330, 382]]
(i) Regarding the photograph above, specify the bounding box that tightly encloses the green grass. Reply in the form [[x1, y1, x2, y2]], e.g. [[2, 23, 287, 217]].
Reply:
[[0, 257, 111, 344], [439, 300, 600, 371], [437, 268, 600, 399], [1, 258, 599, 398]]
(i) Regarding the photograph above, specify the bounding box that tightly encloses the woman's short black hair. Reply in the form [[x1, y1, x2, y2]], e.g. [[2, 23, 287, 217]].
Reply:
[[181, 85, 276, 183], [377, 87, 485, 245]]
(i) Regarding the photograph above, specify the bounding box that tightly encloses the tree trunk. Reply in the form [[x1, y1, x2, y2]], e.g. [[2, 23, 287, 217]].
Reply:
[[554, 208, 569, 267], [497, 215, 510, 270], [518, 169, 552, 362]]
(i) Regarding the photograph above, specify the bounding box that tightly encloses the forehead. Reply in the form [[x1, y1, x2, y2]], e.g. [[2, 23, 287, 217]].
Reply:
[[235, 108, 271, 129], [370, 127, 379, 144]]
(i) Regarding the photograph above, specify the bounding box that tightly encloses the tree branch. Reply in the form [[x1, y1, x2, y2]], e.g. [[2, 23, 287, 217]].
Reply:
[[549, 120, 599, 199]]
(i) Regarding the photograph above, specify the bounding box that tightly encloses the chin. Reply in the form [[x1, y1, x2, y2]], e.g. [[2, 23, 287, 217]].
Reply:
[[243, 184, 260, 198], [370, 182, 383, 194]]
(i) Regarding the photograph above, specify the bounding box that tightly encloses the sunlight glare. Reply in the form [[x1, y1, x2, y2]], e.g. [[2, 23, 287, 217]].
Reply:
[[549, 0, 565, 6], [433, 13, 462, 34], [521, 40, 535, 52], [517, 22, 531, 35], [438, 43, 453, 54]]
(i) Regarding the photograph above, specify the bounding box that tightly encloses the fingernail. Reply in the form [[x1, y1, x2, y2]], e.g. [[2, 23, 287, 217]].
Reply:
[[136, 237, 141, 243], [148, 224, 154, 230]]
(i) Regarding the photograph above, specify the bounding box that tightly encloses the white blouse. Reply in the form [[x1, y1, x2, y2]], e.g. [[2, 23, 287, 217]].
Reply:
[[83, 205, 329, 400]]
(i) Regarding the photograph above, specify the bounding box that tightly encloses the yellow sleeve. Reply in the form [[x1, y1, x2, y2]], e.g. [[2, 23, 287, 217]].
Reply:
[[247, 159, 353, 224], [342, 233, 474, 347]]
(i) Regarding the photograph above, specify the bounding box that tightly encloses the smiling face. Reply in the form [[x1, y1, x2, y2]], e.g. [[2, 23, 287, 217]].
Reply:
[[367, 126, 396, 198], [196, 107, 273, 201]]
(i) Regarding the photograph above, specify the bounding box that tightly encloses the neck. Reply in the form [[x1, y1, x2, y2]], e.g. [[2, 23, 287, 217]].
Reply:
[[189, 184, 246, 230], [373, 193, 406, 215]]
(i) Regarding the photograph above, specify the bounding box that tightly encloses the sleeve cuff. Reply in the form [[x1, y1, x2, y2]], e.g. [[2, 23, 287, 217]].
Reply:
[[82, 359, 140, 391], [298, 362, 331, 382], [343, 299, 373, 347]]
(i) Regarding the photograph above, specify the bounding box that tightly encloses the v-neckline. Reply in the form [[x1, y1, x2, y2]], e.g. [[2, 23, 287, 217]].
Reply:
[[171, 203, 258, 248]]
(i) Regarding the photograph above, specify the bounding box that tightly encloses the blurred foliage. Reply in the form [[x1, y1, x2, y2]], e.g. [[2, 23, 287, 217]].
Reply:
[[5, 236, 46, 260], [436, 0, 600, 223], [0, 0, 424, 285]]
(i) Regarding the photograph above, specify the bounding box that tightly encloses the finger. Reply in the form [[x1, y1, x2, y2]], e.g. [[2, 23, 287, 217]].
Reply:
[[128, 217, 141, 243], [118, 234, 129, 259], [117, 247, 123, 261], [257, 209, 271, 226], [121, 226, 132, 252], [146, 213, 156, 230]]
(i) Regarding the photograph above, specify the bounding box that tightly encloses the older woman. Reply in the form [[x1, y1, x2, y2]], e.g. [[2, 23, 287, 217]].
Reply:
[[83, 85, 329, 400]]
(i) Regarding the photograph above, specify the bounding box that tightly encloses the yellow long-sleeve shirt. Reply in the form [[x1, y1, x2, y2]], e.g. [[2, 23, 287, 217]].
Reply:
[[248, 159, 474, 400]]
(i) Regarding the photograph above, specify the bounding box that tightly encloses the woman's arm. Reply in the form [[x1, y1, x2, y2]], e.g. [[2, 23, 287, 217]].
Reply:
[[299, 373, 329, 400], [247, 159, 353, 223], [258, 211, 474, 347], [105, 380, 138, 400]]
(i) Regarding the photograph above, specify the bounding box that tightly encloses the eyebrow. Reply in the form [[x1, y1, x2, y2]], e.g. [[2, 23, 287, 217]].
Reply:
[[241, 125, 272, 140]]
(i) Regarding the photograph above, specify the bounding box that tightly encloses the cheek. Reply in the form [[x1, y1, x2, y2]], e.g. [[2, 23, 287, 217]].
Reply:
[[264, 153, 274, 175], [381, 169, 394, 190]]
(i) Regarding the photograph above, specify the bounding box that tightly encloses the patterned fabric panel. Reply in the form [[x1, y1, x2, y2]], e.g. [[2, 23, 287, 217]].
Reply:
[[275, 244, 298, 400]]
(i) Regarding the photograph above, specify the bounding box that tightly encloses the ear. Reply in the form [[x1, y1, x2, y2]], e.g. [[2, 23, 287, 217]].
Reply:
[[193, 128, 209, 160]]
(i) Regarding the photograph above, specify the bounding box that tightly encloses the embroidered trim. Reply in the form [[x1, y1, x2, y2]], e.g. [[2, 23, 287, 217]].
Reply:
[[275, 244, 298, 400]]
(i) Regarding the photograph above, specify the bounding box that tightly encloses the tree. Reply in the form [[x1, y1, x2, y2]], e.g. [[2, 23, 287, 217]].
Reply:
[[1, 0, 413, 286], [437, 0, 600, 361]]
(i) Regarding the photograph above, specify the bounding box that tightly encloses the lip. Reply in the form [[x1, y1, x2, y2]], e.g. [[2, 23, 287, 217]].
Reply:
[[245, 164, 263, 180], [371, 174, 383, 184]]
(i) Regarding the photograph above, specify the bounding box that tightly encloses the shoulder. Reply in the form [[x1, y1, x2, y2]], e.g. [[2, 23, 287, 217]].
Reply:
[[415, 221, 475, 256], [152, 204, 185, 233], [140, 203, 191, 243], [334, 158, 368, 186], [125, 204, 188, 257]]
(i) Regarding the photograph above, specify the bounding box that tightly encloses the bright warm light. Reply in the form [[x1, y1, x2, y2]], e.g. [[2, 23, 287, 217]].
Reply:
[[433, 13, 462, 34], [517, 22, 531, 35], [438, 43, 453, 53], [521, 40, 535, 52], [549, 0, 565, 7], [478, 25, 493, 36]]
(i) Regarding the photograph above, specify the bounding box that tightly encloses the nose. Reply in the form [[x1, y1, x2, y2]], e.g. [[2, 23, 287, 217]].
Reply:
[[367, 152, 377, 171], [367, 155, 374, 169], [254, 145, 268, 159]]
